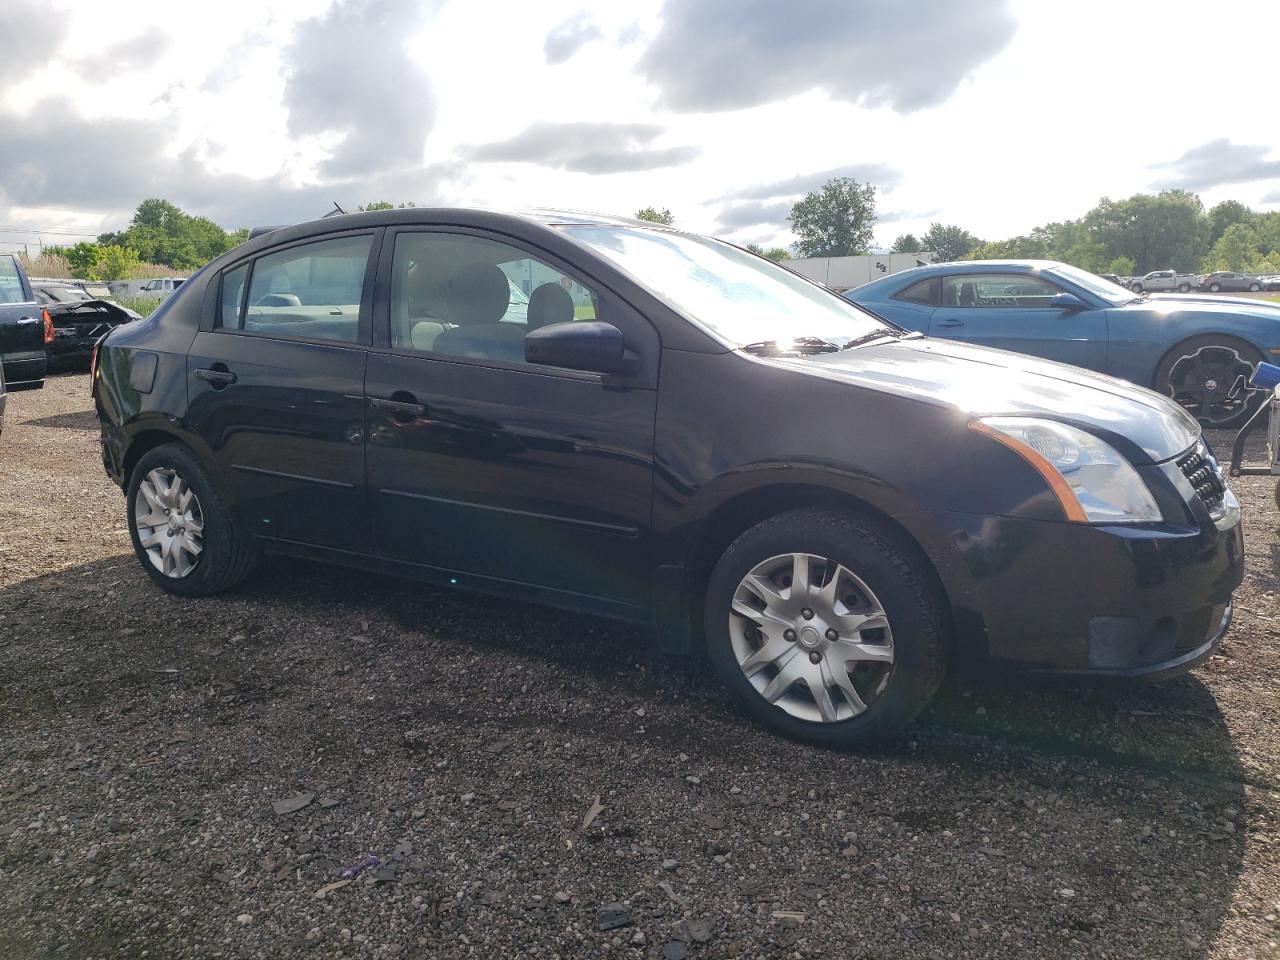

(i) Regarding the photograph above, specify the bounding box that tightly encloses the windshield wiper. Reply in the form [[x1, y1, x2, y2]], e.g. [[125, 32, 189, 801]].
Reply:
[[740, 336, 841, 356], [838, 328, 908, 350]]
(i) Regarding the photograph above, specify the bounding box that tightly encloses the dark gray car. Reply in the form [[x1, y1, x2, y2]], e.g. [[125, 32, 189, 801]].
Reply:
[[1200, 272, 1263, 293]]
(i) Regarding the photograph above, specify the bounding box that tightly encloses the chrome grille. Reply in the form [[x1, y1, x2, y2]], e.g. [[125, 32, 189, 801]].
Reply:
[[1176, 441, 1226, 514]]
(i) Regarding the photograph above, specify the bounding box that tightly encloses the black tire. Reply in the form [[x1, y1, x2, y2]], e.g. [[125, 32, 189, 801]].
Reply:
[[1209, 282, 1221, 292], [703, 509, 948, 748], [1178, 282, 1191, 292], [126, 442, 256, 596], [1154, 334, 1265, 429], [1131, 283, 1144, 293], [1248, 283, 1261, 292]]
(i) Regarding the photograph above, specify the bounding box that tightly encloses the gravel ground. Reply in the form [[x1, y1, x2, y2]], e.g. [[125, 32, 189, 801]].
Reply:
[[1, 373, 1278, 960]]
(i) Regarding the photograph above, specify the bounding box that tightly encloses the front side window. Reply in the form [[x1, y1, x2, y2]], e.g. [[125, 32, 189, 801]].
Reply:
[[0, 256, 28, 304], [235, 235, 372, 343], [388, 232, 597, 363], [561, 225, 892, 348], [942, 274, 1062, 308]]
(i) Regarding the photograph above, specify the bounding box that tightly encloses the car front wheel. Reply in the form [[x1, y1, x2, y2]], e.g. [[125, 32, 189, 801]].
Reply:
[[1209, 282, 1222, 291], [704, 509, 947, 748], [126, 443, 256, 596], [1249, 283, 1261, 292]]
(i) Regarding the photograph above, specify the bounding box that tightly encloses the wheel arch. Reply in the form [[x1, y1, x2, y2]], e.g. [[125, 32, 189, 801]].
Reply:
[[121, 426, 205, 486], [1150, 330, 1267, 390], [662, 478, 972, 662]]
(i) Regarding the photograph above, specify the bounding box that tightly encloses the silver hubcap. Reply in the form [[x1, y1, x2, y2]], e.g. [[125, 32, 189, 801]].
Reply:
[[729, 553, 894, 723], [134, 467, 204, 578]]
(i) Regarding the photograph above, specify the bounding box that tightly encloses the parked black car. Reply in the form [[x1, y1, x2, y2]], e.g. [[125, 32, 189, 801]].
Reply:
[[93, 209, 1245, 747], [32, 281, 140, 370], [1200, 272, 1262, 293], [0, 253, 49, 390]]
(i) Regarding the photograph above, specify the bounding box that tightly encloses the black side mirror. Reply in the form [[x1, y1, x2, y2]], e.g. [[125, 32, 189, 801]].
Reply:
[[1048, 292, 1088, 312], [524, 321, 639, 375]]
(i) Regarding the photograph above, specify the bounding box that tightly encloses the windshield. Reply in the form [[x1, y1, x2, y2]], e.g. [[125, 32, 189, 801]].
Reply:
[[561, 225, 893, 348], [1048, 263, 1136, 305]]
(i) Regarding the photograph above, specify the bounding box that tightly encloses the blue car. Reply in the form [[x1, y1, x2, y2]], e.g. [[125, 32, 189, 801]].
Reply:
[[845, 260, 1280, 427]]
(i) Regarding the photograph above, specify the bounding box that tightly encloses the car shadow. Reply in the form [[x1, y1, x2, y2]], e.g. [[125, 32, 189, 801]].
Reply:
[[19, 409, 99, 431], [0, 553, 1250, 958]]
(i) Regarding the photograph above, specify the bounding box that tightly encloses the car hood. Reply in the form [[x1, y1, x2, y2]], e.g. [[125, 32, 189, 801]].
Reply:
[[1145, 292, 1280, 314], [780, 336, 1200, 463]]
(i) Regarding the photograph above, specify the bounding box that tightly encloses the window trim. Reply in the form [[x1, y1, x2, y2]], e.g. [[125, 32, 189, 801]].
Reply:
[[369, 224, 658, 386], [940, 272, 1068, 309], [208, 228, 382, 347]]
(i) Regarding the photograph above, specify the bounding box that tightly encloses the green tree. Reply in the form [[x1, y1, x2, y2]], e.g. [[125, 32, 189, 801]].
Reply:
[[891, 233, 922, 253], [635, 207, 674, 225], [922, 222, 980, 262], [1107, 255, 1136, 277], [360, 201, 396, 211], [99, 199, 245, 271], [1206, 199, 1253, 245], [745, 243, 792, 262], [91, 244, 142, 280], [1079, 190, 1208, 272], [788, 178, 876, 258], [1204, 223, 1262, 272]]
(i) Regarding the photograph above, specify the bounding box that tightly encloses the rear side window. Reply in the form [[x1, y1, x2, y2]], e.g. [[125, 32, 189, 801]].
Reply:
[[893, 277, 939, 306], [233, 235, 373, 343], [0, 255, 27, 304], [219, 263, 247, 328]]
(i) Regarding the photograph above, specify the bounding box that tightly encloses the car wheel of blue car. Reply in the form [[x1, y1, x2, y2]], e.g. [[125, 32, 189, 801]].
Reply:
[[1155, 335, 1264, 429]]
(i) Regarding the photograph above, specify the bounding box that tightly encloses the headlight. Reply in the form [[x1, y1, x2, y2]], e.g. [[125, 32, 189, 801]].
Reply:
[[970, 417, 1161, 524]]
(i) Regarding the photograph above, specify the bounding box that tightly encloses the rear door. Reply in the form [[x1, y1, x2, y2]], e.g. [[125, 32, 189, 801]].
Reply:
[[185, 230, 379, 551], [0, 254, 48, 389], [929, 272, 1108, 371], [364, 227, 659, 610]]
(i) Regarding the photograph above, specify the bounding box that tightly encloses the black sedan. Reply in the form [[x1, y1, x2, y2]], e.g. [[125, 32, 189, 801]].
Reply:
[[92, 209, 1244, 747], [33, 282, 139, 370]]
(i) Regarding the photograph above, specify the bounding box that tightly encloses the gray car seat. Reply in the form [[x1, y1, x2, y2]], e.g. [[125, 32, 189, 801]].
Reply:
[[431, 263, 525, 362]]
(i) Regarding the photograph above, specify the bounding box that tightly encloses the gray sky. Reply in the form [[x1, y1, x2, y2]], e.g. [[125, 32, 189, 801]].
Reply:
[[1, 0, 1277, 252]]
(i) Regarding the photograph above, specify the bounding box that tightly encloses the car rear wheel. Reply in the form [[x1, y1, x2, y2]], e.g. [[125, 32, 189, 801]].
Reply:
[[703, 509, 947, 748], [1155, 335, 1264, 428], [1248, 282, 1261, 292], [126, 443, 255, 596], [1178, 282, 1191, 292]]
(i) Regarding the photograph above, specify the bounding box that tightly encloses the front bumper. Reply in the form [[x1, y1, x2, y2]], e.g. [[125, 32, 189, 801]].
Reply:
[[935, 493, 1244, 678]]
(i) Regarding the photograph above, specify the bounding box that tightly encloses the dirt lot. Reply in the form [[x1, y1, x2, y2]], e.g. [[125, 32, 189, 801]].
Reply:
[[1, 373, 1278, 960]]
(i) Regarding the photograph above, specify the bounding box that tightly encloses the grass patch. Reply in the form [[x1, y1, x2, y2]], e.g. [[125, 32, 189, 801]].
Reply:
[[114, 296, 161, 318]]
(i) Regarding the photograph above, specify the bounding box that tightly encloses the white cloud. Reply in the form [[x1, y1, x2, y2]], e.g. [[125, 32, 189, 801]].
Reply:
[[1, 0, 1277, 253]]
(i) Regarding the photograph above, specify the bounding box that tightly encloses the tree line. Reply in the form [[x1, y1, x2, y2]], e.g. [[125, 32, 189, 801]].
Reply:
[[780, 179, 1280, 276], [43, 199, 250, 280]]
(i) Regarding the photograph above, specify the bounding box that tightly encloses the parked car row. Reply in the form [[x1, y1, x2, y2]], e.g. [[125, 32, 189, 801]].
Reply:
[[0, 258, 142, 390], [1121, 270, 1277, 293]]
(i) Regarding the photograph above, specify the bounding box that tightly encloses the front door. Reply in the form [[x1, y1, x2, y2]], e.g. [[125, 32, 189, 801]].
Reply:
[[930, 272, 1107, 371], [364, 228, 659, 610], [185, 231, 378, 551]]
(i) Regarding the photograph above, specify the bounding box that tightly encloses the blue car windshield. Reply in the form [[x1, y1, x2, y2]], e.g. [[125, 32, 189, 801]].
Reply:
[[561, 225, 894, 347], [1047, 263, 1135, 306]]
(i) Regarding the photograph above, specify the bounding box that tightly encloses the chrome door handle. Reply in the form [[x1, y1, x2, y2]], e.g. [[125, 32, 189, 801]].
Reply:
[[370, 397, 426, 417]]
